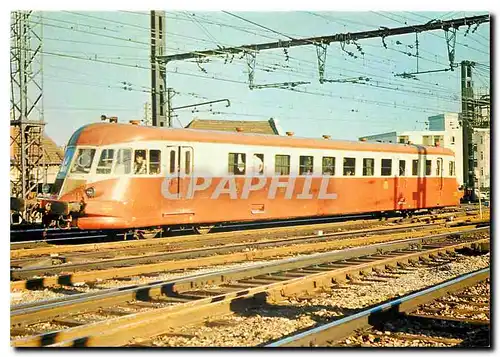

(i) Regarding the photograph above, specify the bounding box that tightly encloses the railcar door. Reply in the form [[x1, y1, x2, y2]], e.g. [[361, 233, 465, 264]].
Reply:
[[179, 146, 194, 197], [165, 146, 194, 199], [396, 158, 408, 211], [437, 157, 444, 205]]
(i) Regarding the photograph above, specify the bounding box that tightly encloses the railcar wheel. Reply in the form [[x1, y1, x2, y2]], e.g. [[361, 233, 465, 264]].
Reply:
[[194, 225, 214, 235]]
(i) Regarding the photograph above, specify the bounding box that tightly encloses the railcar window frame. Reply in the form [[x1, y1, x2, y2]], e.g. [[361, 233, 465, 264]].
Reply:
[[185, 151, 191, 175], [96, 148, 115, 175], [343, 157, 356, 176], [322, 157, 335, 176], [381, 159, 392, 176], [299, 155, 314, 175], [362, 158, 374, 176], [70, 148, 97, 174], [149, 149, 162, 175], [169, 150, 176, 174], [133, 149, 148, 175], [113, 148, 132, 175], [436, 158, 442, 177], [275, 154, 291, 176], [425, 160, 432, 176], [412, 159, 419, 176], [399, 160, 406, 176], [252, 153, 264, 175], [228, 152, 246, 175], [449, 161, 455, 176]]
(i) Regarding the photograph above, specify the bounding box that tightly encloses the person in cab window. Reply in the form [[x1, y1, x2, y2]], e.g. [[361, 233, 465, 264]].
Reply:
[[134, 151, 147, 174]]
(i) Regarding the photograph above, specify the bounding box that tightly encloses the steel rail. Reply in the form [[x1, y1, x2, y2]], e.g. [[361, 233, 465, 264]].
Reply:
[[11, 218, 482, 284], [11, 230, 489, 346], [11, 219, 450, 270], [17, 238, 489, 347], [266, 267, 490, 347]]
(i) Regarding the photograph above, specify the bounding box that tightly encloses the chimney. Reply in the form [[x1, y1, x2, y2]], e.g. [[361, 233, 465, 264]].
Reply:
[[129, 120, 140, 125], [235, 127, 243, 132], [322, 135, 331, 140], [286, 131, 294, 136]]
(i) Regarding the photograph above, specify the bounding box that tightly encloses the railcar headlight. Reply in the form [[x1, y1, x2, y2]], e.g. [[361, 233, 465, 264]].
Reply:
[[85, 187, 95, 198]]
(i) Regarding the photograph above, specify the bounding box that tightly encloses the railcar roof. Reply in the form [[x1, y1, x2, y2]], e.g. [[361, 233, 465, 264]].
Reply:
[[69, 123, 455, 156]]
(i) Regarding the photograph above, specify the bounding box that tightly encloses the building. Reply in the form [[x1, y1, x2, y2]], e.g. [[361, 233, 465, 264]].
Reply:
[[185, 118, 283, 135], [360, 113, 464, 185], [10, 126, 64, 196], [472, 128, 490, 190]]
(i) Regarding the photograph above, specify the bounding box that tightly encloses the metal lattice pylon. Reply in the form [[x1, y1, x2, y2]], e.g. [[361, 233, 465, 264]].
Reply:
[[10, 11, 46, 200]]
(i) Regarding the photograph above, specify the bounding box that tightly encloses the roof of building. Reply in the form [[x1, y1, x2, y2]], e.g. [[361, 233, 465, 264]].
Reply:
[[185, 118, 281, 135], [10, 126, 65, 165], [69, 122, 455, 156]]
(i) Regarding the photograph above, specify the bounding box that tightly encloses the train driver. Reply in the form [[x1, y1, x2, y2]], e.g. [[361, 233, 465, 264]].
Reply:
[[134, 151, 147, 175]]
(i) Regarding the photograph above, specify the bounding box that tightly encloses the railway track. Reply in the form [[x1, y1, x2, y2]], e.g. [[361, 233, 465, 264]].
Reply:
[[268, 268, 490, 347], [10, 216, 488, 290], [11, 227, 489, 347]]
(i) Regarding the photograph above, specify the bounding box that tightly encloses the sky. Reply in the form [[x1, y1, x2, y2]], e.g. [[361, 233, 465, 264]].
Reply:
[[21, 10, 490, 146]]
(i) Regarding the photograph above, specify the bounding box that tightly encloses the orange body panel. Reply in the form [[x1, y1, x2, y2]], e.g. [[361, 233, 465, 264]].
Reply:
[[59, 176, 460, 230]]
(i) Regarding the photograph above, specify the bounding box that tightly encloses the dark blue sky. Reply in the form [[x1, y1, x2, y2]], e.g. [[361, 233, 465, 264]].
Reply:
[[37, 11, 490, 146]]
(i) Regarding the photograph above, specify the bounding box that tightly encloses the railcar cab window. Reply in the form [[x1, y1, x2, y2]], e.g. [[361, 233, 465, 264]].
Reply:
[[412, 159, 419, 176], [228, 153, 246, 175], [149, 150, 161, 175], [322, 157, 335, 175], [363, 158, 374, 176], [425, 160, 432, 176], [381, 159, 392, 176], [70, 148, 96, 174], [114, 149, 132, 175], [299, 156, 314, 175], [96, 149, 115, 174], [399, 160, 406, 176], [275, 155, 290, 175], [343, 158, 356, 176], [134, 150, 147, 175]]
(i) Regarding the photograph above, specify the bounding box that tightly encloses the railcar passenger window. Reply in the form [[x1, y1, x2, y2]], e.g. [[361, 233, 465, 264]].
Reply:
[[425, 160, 432, 176], [96, 149, 115, 174], [322, 157, 335, 175], [363, 158, 374, 176], [70, 148, 96, 174], [299, 156, 314, 175], [449, 161, 455, 176], [399, 160, 406, 176], [381, 159, 392, 176], [185, 151, 191, 175], [412, 159, 419, 176], [343, 158, 356, 176], [134, 150, 148, 175], [436, 159, 442, 176], [228, 153, 246, 175], [114, 149, 131, 174], [252, 154, 264, 175], [169, 150, 176, 174], [275, 155, 290, 175], [149, 150, 161, 175]]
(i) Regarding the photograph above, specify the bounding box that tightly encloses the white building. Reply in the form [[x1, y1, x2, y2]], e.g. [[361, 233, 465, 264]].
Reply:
[[360, 113, 464, 185], [472, 128, 490, 190]]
